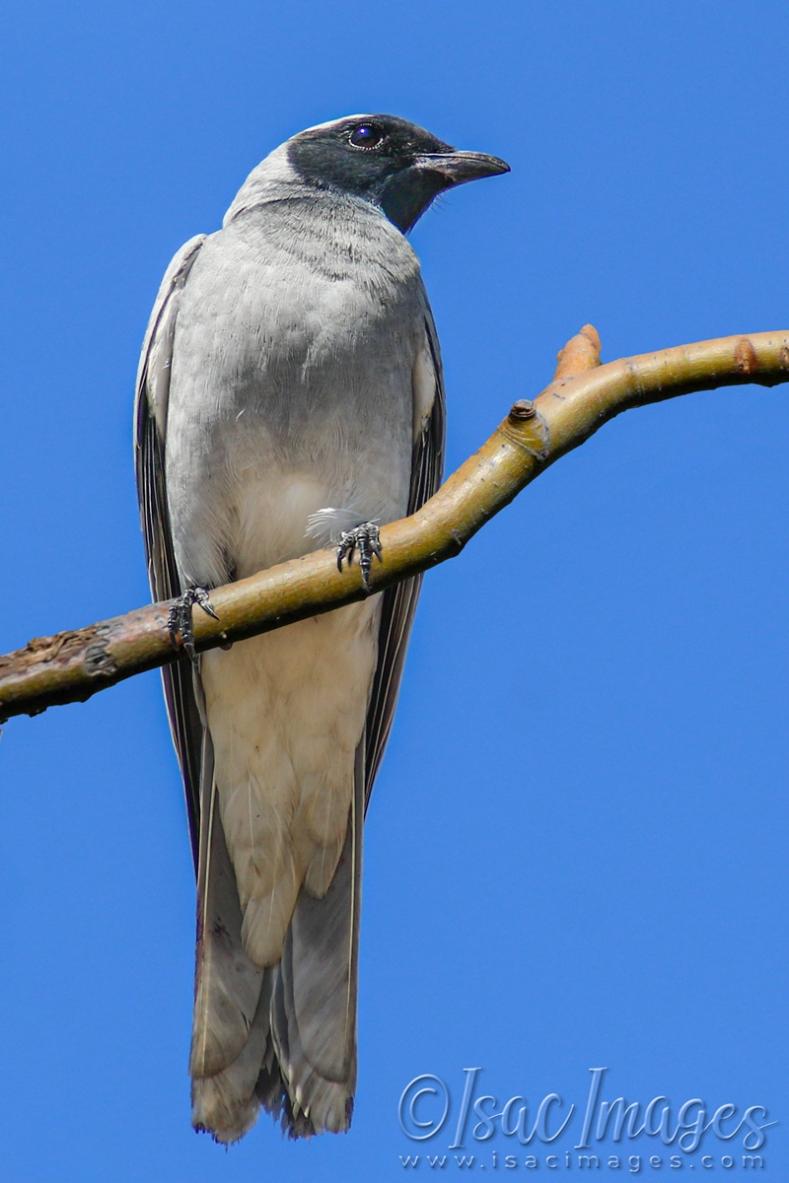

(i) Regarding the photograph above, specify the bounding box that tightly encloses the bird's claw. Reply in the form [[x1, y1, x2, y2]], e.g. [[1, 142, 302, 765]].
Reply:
[[167, 585, 219, 662], [336, 522, 382, 591]]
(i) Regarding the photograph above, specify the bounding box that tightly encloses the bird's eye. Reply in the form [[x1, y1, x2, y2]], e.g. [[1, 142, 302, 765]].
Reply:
[[349, 123, 384, 149]]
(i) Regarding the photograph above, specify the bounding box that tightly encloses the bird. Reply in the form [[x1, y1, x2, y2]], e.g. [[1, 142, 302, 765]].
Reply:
[[134, 113, 509, 1144]]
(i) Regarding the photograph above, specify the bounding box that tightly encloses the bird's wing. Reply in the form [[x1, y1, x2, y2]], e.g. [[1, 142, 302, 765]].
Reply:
[[136, 236, 268, 1139], [363, 306, 446, 804], [133, 234, 206, 863]]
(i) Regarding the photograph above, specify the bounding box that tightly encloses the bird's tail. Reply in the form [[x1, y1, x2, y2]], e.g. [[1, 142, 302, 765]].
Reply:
[[189, 751, 363, 1141]]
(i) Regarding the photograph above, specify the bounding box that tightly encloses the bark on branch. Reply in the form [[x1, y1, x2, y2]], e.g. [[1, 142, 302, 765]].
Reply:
[[1, 327, 787, 723]]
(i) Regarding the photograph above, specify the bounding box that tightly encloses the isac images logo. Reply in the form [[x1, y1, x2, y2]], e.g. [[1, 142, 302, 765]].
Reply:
[[397, 1067, 776, 1172]]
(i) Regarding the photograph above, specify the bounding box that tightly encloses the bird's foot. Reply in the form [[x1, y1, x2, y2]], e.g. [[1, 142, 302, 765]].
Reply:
[[336, 521, 382, 591], [167, 585, 219, 662]]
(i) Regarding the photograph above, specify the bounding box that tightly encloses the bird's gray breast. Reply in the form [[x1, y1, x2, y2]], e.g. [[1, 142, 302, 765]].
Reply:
[[164, 197, 426, 585]]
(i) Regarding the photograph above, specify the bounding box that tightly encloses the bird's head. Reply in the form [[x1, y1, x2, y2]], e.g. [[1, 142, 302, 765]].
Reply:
[[283, 114, 510, 232]]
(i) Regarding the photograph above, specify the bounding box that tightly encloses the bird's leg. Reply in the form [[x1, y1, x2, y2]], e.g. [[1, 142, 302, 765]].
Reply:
[[336, 522, 383, 591], [167, 585, 219, 663]]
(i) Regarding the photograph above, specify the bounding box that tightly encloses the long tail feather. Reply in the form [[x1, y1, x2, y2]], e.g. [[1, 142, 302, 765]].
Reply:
[[190, 745, 364, 1141]]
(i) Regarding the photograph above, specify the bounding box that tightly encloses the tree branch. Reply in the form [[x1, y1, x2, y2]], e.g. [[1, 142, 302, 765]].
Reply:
[[1, 327, 787, 723]]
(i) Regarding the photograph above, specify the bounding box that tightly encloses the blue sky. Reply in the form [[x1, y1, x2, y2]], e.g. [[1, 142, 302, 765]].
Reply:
[[1, 1, 786, 1179]]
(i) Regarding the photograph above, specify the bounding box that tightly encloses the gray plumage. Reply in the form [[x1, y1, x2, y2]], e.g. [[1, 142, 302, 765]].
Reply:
[[134, 114, 507, 1143]]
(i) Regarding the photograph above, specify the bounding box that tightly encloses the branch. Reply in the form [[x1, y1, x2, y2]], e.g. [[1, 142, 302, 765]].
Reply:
[[1, 327, 787, 722]]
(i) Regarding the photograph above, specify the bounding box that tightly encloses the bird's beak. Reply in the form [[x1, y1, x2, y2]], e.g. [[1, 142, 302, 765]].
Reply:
[[412, 150, 511, 187]]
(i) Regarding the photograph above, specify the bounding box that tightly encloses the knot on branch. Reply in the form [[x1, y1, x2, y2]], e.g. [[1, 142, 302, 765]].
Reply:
[[734, 338, 760, 377], [508, 399, 536, 422]]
